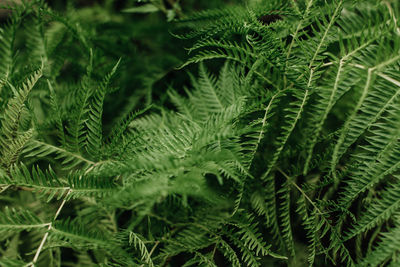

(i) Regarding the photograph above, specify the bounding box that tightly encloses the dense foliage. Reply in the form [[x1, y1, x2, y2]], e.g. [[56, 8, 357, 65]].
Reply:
[[1, 0, 400, 266]]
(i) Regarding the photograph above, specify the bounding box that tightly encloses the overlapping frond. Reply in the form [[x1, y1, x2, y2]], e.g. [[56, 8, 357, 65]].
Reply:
[[330, 41, 400, 175], [2, 0, 400, 266], [344, 182, 400, 241], [357, 221, 400, 267], [337, 103, 400, 210]]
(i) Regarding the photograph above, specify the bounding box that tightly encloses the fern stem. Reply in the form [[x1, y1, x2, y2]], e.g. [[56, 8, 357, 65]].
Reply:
[[330, 68, 374, 176], [286, 0, 314, 62], [277, 168, 354, 265], [149, 241, 160, 257], [309, 1, 343, 69], [248, 91, 280, 169], [138, 240, 159, 267], [29, 189, 72, 266], [303, 60, 344, 174], [262, 89, 309, 180], [384, 1, 400, 35], [277, 167, 324, 216], [352, 63, 400, 87]]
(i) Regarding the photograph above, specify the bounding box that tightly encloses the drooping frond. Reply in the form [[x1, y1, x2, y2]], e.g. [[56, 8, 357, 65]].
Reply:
[[278, 181, 295, 257]]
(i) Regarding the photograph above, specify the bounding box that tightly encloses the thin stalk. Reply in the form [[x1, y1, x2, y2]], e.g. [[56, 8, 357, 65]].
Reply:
[[28, 190, 72, 266]]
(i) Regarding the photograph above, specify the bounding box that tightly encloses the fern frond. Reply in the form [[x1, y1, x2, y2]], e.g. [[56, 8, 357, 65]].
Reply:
[[65, 50, 94, 153], [128, 232, 154, 267], [0, 129, 33, 170], [50, 219, 122, 251], [263, 174, 286, 251], [0, 24, 15, 81], [106, 105, 152, 149], [182, 252, 217, 267], [226, 228, 261, 267], [5, 163, 117, 201], [189, 63, 226, 115], [47, 80, 66, 146], [0, 207, 49, 234], [302, 59, 362, 174], [25, 18, 49, 73], [23, 140, 95, 169], [85, 58, 121, 160], [0, 68, 42, 143], [0, 68, 42, 169], [296, 196, 318, 266], [330, 45, 400, 175], [216, 238, 241, 267], [161, 226, 215, 257], [262, 89, 309, 179], [244, 91, 280, 168], [344, 182, 400, 241], [6, 163, 68, 201], [180, 40, 254, 69], [278, 181, 295, 257], [337, 103, 400, 209], [358, 224, 400, 267], [0, 258, 29, 267], [235, 214, 272, 256]]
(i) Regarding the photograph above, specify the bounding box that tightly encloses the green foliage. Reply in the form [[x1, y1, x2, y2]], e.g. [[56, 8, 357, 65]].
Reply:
[[1, 0, 400, 266]]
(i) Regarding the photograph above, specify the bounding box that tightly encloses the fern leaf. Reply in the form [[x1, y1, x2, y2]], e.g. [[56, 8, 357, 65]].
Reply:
[[217, 238, 241, 267], [338, 103, 400, 209], [296, 196, 317, 266], [0, 68, 42, 169], [5, 163, 117, 201], [302, 60, 361, 174], [47, 80, 66, 146], [0, 24, 14, 81], [86, 58, 121, 159], [226, 229, 260, 267], [0, 207, 49, 234], [278, 181, 295, 257], [358, 225, 400, 267], [344, 182, 400, 241], [262, 89, 309, 179], [330, 51, 400, 175], [128, 232, 154, 267]]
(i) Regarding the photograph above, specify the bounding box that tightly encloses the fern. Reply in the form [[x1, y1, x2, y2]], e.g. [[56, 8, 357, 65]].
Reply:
[[0, 68, 42, 170], [0, 207, 49, 234], [358, 220, 400, 267], [1, 0, 400, 266], [129, 232, 155, 267]]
